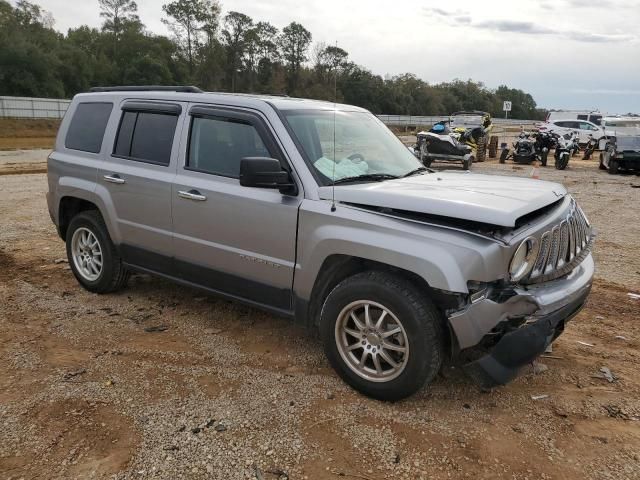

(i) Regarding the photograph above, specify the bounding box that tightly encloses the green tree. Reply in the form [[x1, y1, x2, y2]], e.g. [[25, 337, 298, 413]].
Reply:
[[162, 0, 212, 73], [98, 0, 138, 58], [279, 22, 311, 94], [221, 11, 253, 92]]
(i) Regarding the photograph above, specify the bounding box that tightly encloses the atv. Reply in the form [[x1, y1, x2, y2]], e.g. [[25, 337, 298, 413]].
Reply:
[[449, 111, 493, 162]]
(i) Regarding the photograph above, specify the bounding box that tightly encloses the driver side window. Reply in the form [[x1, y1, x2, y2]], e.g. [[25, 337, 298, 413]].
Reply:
[[187, 116, 271, 178]]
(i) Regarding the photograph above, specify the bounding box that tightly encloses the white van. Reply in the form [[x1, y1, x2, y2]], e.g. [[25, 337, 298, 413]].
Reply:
[[546, 110, 604, 126]]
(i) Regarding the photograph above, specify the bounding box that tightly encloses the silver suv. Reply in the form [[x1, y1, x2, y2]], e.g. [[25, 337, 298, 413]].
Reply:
[[47, 86, 595, 400]]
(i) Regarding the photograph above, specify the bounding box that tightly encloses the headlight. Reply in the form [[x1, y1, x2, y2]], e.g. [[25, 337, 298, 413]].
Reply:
[[509, 237, 539, 282]]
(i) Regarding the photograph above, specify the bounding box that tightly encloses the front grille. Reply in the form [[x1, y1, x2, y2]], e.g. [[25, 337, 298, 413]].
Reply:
[[523, 199, 593, 284]]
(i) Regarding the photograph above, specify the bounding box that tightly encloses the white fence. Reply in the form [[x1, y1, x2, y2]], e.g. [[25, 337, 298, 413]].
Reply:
[[0, 95, 539, 128], [0, 96, 71, 119], [377, 114, 537, 128]]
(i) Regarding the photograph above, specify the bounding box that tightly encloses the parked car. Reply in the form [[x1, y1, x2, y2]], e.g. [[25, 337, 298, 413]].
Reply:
[[47, 86, 595, 400], [545, 110, 603, 127], [537, 119, 604, 145], [600, 135, 640, 174]]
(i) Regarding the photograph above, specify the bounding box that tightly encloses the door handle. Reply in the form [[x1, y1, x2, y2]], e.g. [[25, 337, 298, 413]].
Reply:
[[104, 174, 125, 184], [178, 190, 207, 201]]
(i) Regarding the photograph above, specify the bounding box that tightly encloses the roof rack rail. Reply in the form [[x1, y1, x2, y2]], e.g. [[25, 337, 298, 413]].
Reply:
[[89, 85, 203, 93]]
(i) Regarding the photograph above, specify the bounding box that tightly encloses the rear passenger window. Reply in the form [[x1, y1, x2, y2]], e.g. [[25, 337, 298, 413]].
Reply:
[[65, 102, 113, 153], [113, 111, 178, 166], [187, 116, 271, 178]]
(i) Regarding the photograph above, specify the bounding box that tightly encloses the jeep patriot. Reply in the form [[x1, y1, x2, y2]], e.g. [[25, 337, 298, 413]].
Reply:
[[47, 86, 595, 400]]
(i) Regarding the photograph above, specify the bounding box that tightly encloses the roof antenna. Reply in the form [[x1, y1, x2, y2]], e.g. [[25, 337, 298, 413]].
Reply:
[[331, 40, 338, 213]]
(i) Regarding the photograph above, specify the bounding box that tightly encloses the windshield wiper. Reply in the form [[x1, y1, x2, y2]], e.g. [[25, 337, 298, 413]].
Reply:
[[332, 173, 400, 185], [402, 166, 432, 177]]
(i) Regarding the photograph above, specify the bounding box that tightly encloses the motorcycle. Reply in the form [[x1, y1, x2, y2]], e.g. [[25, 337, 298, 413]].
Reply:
[[582, 134, 598, 160], [414, 122, 473, 170], [570, 134, 580, 157], [554, 132, 577, 170], [533, 130, 556, 166], [500, 131, 550, 165]]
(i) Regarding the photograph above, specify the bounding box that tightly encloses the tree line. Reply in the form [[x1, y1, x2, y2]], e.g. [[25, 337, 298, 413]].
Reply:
[[0, 0, 546, 119]]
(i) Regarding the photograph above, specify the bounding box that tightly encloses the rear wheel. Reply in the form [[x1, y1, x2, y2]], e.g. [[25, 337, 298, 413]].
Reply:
[[320, 271, 444, 401], [499, 149, 509, 163], [608, 158, 619, 174], [541, 151, 548, 167], [419, 143, 432, 168], [66, 210, 129, 293]]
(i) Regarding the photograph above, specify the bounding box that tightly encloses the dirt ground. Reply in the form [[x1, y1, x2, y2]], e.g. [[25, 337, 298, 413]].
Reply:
[[0, 118, 59, 151], [1, 153, 639, 480]]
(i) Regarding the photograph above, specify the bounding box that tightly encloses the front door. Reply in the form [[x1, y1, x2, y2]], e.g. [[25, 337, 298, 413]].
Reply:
[[97, 100, 185, 272], [171, 106, 301, 312]]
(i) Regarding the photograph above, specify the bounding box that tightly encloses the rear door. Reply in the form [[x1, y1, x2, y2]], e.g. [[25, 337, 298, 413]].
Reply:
[[97, 100, 186, 272], [171, 105, 302, 312], [577, 122, 599, 144]]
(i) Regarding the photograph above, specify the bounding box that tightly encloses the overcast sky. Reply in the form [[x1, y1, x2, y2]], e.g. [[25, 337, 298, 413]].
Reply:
[[33, 0, 640, 113]]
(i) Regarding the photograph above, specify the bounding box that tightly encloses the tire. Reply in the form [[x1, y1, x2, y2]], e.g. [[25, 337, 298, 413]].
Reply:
[[319, 271, 444, 401], [476, 136, 487, 162], [499, 149, 509, 163], [599, 153, 607, 170], [66, 210, 130, 293], [462, 157, 471, 170], [555, 153, 569, 170], [608, 159, 619, 175], [541, 151, 548, 167], [419, 144, 432, 168]]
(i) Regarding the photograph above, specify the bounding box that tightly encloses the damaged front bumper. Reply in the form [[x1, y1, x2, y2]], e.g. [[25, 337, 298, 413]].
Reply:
[[448, 253, 594, 388]]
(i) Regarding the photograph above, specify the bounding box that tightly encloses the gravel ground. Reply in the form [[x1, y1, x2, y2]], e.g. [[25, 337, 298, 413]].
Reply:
[[0, 149, 49, 175], [1, 154, 639, 480]]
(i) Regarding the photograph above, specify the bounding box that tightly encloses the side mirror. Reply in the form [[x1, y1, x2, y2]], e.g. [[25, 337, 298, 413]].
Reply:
[[239, 157, 296, 194]]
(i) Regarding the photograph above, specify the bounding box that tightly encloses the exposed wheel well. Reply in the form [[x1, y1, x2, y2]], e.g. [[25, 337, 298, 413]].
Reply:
[[58, 197, 100, 240], [305, 254, 460, 357]]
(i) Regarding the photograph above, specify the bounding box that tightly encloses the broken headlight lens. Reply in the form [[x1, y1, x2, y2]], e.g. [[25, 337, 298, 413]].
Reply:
[[509, 237, 539, 282]]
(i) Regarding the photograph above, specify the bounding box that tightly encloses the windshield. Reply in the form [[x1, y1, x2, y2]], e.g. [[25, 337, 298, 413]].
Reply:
[[283, 110, 422, 184], [617, 136, 640, 149]]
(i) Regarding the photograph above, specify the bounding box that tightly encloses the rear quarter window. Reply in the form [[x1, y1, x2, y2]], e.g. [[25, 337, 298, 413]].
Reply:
[[65, 102, 113, 153]]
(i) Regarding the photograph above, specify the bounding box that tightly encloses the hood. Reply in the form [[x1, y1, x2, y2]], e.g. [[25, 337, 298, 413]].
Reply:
[[318, 171, 567, 228]]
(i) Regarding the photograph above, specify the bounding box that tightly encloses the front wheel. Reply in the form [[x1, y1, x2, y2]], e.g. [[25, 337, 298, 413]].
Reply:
[[599, 153, 607, 170], [66, 210, 130, 293], [320, 271, 444, 401], [608, 159, 619, 174], [462, 157, 472, 170], [555, 152, 569, 170]]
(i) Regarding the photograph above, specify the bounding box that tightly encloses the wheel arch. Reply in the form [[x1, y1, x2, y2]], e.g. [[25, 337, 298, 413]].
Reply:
[[58, 191, 119, 244], [296, 254, 461, 357]]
